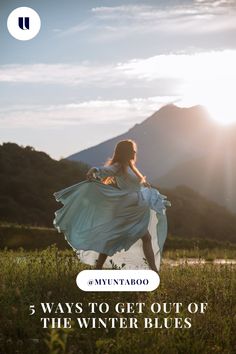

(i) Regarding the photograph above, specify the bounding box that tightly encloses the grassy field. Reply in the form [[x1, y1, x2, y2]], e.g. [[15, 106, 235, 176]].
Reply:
[[1, 223, 236, 260], [0, 246, 235, 354], [163, 248, 236, 261]]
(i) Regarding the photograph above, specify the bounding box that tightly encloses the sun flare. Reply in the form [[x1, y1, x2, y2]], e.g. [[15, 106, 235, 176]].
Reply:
[[177, 51, 236, 124], [194, 81, 236, 125], [204, 101, 236, 125]]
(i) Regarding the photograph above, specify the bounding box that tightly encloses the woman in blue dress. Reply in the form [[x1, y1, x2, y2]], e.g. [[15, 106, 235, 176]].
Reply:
[[53, 140, 170, 272]]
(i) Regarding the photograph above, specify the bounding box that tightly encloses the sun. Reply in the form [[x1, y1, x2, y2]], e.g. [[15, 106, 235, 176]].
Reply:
[[204, 100, 236, 125], [177, 50, 236, 124], [181, 78, 236, 125], [197, 80, 235, 125]]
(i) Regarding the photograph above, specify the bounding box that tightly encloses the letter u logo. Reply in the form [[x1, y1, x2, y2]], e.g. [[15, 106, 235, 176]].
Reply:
[[18, 17, 30, 30]]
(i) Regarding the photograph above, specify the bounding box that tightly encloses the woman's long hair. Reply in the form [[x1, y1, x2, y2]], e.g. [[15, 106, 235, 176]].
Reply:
[[107, 140, 136, 169], [103, 140, 136, 185]]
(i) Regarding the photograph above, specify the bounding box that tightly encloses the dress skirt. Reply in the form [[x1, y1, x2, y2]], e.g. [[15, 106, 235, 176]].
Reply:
[[53, 179, 170, 270]]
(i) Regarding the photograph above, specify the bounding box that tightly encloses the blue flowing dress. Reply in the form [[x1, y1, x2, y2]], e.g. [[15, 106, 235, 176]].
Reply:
[[53, 163, 171, 270]]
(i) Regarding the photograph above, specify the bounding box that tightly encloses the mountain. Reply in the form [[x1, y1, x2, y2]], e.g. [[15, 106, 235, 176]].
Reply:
[[68, 104, 236, 212], [157, 153, 236, 212], [164, 185, 236, 243]]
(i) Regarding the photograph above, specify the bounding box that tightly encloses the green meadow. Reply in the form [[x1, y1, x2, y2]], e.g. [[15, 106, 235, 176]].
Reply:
[[0, 245, 235, 354], [1, 223, 236, 258]]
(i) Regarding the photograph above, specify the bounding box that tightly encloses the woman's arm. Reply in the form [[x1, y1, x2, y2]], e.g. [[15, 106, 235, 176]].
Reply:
[[129, 161, 151, 187]]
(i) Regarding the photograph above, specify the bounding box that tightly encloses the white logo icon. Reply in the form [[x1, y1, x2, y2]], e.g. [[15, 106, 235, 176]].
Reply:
[[7, 7, 41, 41]]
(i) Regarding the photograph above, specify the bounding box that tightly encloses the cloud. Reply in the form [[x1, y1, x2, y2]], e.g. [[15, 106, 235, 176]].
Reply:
[[0, 49, 235, 85], [0, 96, 178, 128], [0, 63, 120, 86], [117, 50, 236, 81], [58, 2, 236, 42], [2, 50, 235, 129], [194, 0, 236, 7]]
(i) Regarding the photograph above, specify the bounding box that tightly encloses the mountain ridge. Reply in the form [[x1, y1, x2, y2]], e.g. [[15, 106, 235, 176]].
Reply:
[[68, 104, 236, 211]]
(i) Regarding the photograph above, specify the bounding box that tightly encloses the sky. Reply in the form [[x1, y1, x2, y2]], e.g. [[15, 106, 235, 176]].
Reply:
[[1, 0, 236, 159]]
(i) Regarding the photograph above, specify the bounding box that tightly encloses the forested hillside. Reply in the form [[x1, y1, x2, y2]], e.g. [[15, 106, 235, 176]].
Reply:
[[164, 186, 236, 243], [0, 143, 88, 226]]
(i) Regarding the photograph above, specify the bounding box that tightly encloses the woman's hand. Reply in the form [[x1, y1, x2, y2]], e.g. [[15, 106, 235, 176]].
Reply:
[[86, 167, 98, 180], [142, 181, 151, 188], [140, 175, 151, 188]]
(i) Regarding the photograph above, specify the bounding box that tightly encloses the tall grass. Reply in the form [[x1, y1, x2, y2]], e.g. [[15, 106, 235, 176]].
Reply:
[[0, 246, 235, 354]]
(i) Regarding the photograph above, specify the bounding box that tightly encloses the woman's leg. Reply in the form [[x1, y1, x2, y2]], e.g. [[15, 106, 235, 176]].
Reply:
[[95, 253, 108, 269], [142, 231, 158, 273]]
